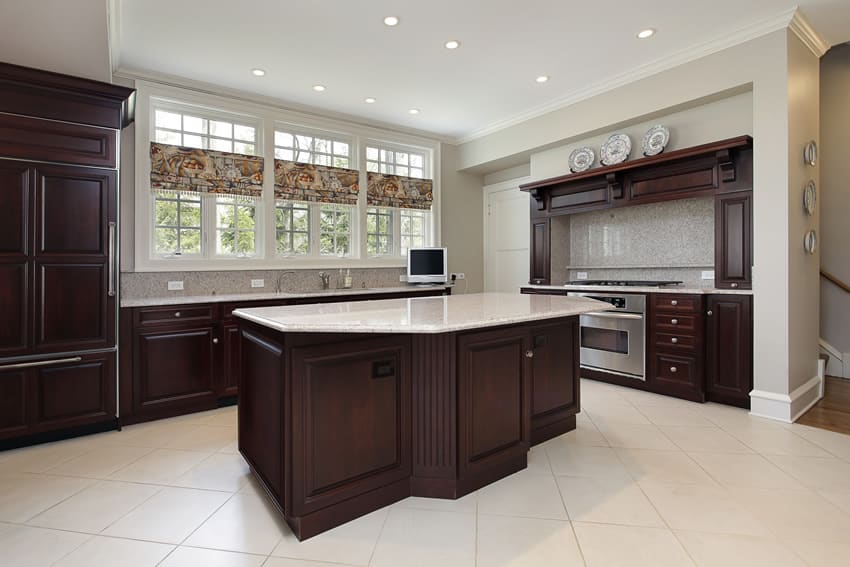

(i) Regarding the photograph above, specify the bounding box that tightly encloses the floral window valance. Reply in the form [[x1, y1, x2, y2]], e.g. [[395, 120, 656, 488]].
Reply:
[[367, 172, 433, 210], [150, 142, 264, 200], [273, 160, 360, 206]]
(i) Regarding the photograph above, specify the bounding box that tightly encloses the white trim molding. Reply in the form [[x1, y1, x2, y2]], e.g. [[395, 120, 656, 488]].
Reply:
[[819, 338, 847, 378], [788, 10, 830, 58], [750, 374, 823, 423]]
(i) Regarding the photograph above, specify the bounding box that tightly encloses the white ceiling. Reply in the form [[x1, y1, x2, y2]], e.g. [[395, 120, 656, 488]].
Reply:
[[115, 0, 850, 141]]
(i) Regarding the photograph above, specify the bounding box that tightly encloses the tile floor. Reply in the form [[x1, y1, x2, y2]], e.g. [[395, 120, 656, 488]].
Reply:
[[2, 379, 850, 566]]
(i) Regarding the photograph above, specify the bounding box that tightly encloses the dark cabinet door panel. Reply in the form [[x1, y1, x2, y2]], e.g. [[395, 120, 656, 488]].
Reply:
[[705, 295, 753, 407], [458, 327, 529, 477], [35, 263, 111, 351], [34, 352, 116, 429], [529, 219, 550, 285], [0, 369, 29, 439], [652, 353, 703, 396], [0, 114, 117, 167], [0, 161, 31, 256], [0, 263, 29, 356], [36, 166, 114, 255], [220, 324, 240, 397], [715, 192, 752, 289], [628, 157, 718, 201], [291, 336, 411, 515], [530, 321, 578, 417], [135, 327, 216, 412]]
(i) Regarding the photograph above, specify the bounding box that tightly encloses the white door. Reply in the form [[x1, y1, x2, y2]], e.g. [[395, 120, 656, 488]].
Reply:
[[484, 181, 530, 293]]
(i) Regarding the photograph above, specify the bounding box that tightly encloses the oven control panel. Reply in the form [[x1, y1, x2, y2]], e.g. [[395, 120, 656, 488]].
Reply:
[[587, 296, 626, 309]]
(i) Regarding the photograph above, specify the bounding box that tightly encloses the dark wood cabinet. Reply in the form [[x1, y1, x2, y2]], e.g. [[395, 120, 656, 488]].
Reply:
[[648, 294, 705, 402], [705, 295, 753, 407], [529, 219, 550, 285], [220, 324, 241, 398], [529, 320, 580, 444], [715, 191, 752, 289]]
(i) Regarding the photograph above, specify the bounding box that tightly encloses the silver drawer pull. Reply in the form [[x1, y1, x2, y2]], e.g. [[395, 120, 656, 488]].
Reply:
[[707, 310, 713, 316], [670, 366, 678, 373], [212, 338, 219, 344], [671, 337, 678, 344], [671, 300, 678, 306], [731, 283, 739, 288], [671, 318, 678, 325], [174, 312, 182, 318], [0, 356, 83, 371]]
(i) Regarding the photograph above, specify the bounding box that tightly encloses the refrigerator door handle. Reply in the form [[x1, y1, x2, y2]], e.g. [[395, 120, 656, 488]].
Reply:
[[0, 356, 83, 371], [108, 221, 117, 297]]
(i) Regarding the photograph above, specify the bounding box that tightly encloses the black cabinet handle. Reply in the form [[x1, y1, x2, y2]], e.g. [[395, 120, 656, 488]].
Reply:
[[372, 361, 395, 379]]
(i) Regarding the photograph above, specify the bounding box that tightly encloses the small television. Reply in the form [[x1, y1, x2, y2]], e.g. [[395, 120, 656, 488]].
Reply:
[[407, 247, 448, 284]]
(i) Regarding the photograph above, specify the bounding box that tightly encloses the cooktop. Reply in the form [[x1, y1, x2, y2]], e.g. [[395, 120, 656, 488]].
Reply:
[[565, 280, 683, 287]]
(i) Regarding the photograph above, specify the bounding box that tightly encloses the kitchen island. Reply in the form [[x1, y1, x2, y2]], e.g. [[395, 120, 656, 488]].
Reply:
[[233, 292, 606, 539]]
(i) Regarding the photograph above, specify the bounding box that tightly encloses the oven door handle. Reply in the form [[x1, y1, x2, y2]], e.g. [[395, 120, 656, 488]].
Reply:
[[582, 311, 644, 320]]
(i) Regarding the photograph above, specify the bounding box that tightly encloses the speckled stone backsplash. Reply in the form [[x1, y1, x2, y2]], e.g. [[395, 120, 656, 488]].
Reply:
[[121, 268, 407, 299]]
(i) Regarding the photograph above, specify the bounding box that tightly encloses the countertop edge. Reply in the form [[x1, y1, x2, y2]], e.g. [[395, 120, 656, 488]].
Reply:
[[523, 285, 754, 295]]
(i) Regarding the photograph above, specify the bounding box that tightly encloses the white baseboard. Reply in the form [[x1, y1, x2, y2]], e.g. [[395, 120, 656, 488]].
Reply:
[[750, 374, 823, 423], [818, 338, 849, 378]]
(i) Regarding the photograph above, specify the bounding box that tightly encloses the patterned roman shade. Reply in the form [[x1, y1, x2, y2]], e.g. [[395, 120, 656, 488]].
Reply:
[[367, 172, 433, 210], [273, 160, 360, 205], [150, 142, 264, 199]]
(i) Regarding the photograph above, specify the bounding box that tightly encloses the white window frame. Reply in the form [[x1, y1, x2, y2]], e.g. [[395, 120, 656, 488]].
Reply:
[[132, 80, 440, 271]]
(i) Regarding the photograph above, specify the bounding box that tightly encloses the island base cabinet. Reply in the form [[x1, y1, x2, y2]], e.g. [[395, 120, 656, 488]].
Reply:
[[705, 295, 753, 408], [529, 320, 580, 444]]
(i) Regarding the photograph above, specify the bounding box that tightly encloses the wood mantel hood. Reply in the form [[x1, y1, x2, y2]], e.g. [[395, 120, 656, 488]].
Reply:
[[519, 135, 753, 194]]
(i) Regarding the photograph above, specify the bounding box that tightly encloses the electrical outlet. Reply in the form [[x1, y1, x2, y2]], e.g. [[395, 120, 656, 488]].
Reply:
[[250, 279, 265, 288], [701, 270, 715, 280], [167, 280, 184, 291], [576, 272, 588, 280], [399, 274, 408, 282], [451, 272, 466, 280]]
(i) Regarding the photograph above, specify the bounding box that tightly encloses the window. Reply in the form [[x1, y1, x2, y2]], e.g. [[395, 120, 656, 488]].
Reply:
[[366, 146, 425, 178], [153, 192, 201, 256], [274, 130, 351, 168], [320, 204, 352, 256], [276, 201, 310, 255], [150, 103, 262, 259], [366, 207, 393, 256], [400, 209, 428, 254]]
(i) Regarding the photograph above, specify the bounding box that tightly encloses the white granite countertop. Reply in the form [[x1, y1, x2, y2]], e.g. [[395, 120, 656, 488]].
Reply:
[[525, 284, 754, 295], [120, 285, 450, 308], [233, 292, 609, 334]]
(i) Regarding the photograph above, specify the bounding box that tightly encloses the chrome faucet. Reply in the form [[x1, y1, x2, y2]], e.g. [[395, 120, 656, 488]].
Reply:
[[275, 270, 296, 293], [319, 272, 330, 290]]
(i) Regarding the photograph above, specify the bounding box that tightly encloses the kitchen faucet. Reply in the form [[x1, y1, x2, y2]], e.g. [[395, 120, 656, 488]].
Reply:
[[275, 270, 296, 293], [319, 272, 331, 290]]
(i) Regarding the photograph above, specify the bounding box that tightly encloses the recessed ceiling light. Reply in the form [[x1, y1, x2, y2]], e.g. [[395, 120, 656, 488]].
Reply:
[[364, 97, 376, 104], [408, 108, 420, 115], [637, 28, 655, 39], [445, 40, 460, 50], [312, 84, 326, 92], [251, 68, 266, 77], [383, 16, 399, 26], [535, 75, 549, 83]]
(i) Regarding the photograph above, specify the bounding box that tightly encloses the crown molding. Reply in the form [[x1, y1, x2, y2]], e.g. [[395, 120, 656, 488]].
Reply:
[[788, 10, 830, 57], [106, 0, 121, 79], [454, 8, 798, 145]]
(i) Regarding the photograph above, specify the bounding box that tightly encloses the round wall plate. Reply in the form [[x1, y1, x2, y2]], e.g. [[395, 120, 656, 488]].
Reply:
[[804, 140, 818, 167], [803, 180, 816, 216], [568, 146, 595, 173], [804, 230, 817, 255]]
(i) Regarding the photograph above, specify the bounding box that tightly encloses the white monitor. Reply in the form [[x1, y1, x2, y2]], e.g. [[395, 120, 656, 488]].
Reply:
[[407, 247, 448, 284]]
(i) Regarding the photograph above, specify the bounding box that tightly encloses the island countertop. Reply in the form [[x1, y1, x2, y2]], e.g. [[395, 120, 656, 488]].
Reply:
[[233, 291, 609, 334]]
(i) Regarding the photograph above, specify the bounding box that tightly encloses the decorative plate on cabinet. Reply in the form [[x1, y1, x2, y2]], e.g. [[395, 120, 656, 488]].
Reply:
[[804, 140, 818, 166], [600, 133, 632, 166], [568, 146, 596, 173], [803, 180, 817, 216], [804, 230, 817, 255], [642, 125, 670, 156]]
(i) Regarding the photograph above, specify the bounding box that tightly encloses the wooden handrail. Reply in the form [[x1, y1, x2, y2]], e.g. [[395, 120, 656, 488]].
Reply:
[[821, 270, 850, 294]]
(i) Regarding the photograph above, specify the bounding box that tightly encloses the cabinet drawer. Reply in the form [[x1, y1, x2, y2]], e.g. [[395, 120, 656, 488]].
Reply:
[[653, 314, 699, 334], [653, 353, 701, 390], [653, 332, 699, 352], [652, 294, 701, 314], [136, 305, 215, 327]]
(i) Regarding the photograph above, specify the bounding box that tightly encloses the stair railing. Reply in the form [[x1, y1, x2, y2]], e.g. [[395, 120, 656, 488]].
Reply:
[[821, 269, 850, 294]]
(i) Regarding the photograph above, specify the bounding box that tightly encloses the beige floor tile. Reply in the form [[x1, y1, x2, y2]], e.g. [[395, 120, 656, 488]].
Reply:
[[544, 419, 609, 447], [272, 507, 387, 566], [621, 388, 700, 408], [701, 404, 787, 431], [616, 448, 716, 485], [218, 440, 240, 454], [264, 558, 357, 567], [787, 538, 850, 567], [52, 535, 174, 566], [573, 522, 694, 567], [0, 473, 94, 522], [688, 453, 807, 490], [640, 481, 772, 537], [525, 445, 553, 475], [660, 425, 754, 453], [817, 489, 850, 515], [595, 422, 678, 450], [165, 424, 237, 453], [726, 486, 850, 542], [476, 514, 584, 567], [0, 524, 89, 566], [109, 448, 210, 484], [160, 546, 267, 566], [788, 424, 850, 461], [0, 437, 96, 474], [721, 426, 832, 457], [477, 469, 567, 520], [172, 452, 251, 492], [43, 445, 153, 478], [636, 406, 716, 427], [27, 479, 160, 533], [199, 408, 239, 427], [583, 404, 651, 425], [105, 419, 199, 448], [547, 444, 631, 480], [767, 455, 850, 493], [393, 493, 477, 514], [675, 531, 806, 567], [185, 491, 287, 554], [102, 486, 230, 543], [557, 475, 664, 527], [370, 507, 475, 567]]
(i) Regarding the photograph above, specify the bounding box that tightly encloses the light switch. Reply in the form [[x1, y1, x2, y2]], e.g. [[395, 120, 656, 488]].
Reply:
[[167, 280, 184, 291]]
